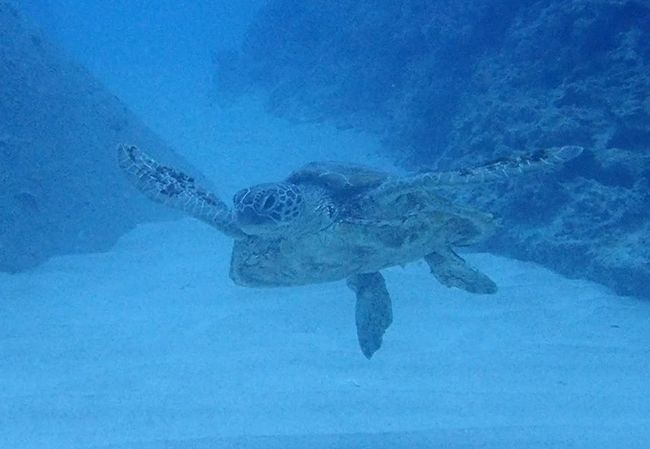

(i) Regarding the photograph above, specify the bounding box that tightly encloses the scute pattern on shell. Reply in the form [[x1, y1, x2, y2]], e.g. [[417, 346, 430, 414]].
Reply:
[[286, 161, 390, 194]]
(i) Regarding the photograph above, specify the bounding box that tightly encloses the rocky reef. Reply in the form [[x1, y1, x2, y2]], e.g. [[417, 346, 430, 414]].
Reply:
[[216, 0, 650, 297], [0, 3, 195, 272]]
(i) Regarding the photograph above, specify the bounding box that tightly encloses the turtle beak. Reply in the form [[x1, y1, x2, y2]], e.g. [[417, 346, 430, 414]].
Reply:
[[235, 208, 282, 236], [236, 208, 267, 226]]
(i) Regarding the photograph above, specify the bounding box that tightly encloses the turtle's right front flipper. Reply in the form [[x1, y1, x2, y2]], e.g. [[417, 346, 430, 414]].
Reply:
[[117, 144, 245, 238], [347, 272, 393, 359]]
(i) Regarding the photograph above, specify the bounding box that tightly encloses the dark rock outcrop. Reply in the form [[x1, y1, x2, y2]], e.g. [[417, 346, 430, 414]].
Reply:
[[0, 3, 194, 272], [215, 0, 650, 297]]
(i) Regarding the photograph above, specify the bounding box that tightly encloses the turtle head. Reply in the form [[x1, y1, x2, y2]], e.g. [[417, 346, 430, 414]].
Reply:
[[233, 182, 335, 236]]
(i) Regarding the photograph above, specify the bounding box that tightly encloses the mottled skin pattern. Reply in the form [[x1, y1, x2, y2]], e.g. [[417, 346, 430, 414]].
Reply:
[[229, 188, 494, 287], [118, 144, 583, 358]]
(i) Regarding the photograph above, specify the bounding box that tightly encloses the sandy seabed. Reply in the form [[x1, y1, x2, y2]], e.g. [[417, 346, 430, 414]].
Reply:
[[1, 217, 648, 449]]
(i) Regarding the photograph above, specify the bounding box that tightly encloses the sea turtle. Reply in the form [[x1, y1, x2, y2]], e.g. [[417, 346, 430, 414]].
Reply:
[[118, 144, 582, 358]]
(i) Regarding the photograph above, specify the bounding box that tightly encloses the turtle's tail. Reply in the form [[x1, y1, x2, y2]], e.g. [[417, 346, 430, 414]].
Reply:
[[117, 144, 245, 238]]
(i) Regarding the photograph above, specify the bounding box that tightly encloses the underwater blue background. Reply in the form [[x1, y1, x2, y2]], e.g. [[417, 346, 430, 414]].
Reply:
[[1, 1, 649, 447]]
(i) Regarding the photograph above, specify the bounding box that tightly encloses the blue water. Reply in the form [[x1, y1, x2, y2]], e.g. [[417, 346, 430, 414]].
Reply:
[[2, 1, 650, 448], [18, 0, 264, 143]]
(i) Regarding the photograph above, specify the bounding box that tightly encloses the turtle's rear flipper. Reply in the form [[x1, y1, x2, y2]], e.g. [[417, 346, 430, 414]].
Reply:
[[347, 272, 393, 359], [425, 248, 497, 294]]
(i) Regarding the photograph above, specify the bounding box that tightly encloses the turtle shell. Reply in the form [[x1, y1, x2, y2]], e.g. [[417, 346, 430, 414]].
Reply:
[[286, 161, 389, 194]]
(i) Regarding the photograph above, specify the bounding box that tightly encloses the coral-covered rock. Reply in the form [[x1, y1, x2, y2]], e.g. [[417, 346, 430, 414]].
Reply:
[[0, 3, 197, 272], [215, 0, 650, 298]]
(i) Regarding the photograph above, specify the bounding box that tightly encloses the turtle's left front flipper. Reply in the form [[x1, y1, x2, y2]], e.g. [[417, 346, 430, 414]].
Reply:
[[370, 145, 584, 202], [347, 272, 393, 359]]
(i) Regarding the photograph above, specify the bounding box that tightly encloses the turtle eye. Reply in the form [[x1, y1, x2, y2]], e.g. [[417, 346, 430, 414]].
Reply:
[[262, 194, 276, 210]]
